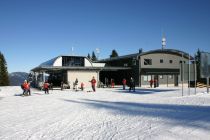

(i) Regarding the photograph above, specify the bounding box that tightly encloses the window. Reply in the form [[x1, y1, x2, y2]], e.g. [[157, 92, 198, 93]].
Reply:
[[160, 59, 163, 63], [143, 75, 151, 81], [143, 76, 147, 81], [144, 59, 152, 65], [132, 59, 137, 65], [62, 56, 84, 66], [169, 75, 173, 79], [148, 75, 151, 81], [180, 60, 186, 64], [169, 60, 173, 63]]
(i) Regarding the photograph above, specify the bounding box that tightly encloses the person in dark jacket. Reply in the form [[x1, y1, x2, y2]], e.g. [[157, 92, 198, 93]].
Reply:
[[129, 77, 135, 92]]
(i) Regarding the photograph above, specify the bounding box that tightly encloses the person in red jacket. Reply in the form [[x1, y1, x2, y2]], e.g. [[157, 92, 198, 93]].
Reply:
[[90, 76, 96, 92], [81, 82, 84, 91], [43, 81, 50, 94], [23, 80, 30, 96], [149, 79, 153, 88], [111, 79, 115, 88], [122, 78, 127, 90]]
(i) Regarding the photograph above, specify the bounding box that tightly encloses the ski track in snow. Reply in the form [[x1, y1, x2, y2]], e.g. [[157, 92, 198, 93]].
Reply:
[[0, 86, 210, 140]]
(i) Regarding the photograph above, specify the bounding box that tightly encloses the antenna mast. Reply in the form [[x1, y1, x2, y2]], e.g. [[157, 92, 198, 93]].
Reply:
[[162, 33, 166, 50]]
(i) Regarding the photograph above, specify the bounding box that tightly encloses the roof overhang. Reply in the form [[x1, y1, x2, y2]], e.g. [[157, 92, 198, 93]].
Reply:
[[31, 66, 131, 72]]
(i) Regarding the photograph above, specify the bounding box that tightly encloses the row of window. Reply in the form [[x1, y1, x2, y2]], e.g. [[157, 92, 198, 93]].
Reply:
[[143, 75, 173, 81], [144, 59, 186, 65]]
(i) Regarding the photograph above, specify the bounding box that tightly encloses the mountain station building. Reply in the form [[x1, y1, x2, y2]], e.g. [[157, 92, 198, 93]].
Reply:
[[31, 48, 195, 89]]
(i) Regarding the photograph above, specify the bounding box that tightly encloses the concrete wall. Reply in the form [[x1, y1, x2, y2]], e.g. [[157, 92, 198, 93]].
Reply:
[[140, 53, 189, 69], [67, 70, 98, 89]]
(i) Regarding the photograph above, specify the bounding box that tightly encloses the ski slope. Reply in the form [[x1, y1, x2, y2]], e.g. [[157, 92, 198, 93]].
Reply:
[[0, 86, 210, 140]]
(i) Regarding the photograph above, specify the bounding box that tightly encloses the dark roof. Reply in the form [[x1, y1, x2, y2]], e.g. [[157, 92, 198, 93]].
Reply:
[[98, 49, 194, 62], [31, 66, 131, 72], [140, 49, 193, 59], [98, 53, 139, 62]]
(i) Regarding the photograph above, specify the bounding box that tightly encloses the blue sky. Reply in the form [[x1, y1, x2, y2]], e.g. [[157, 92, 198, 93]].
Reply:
[[0, 0, 210, 73]]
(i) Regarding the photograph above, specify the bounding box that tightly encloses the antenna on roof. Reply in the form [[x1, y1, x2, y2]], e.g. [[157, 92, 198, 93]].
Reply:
[[162, 32, 166, 50]]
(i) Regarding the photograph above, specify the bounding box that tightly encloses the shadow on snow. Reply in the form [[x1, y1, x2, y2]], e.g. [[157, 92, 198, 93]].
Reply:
[[62, 99, 210, 129], [114, 88, 178, 94]]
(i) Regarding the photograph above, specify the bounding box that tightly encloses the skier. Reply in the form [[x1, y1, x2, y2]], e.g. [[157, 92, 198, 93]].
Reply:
[[149, 79, 153, 88], [122, 78, 127, 90], [129, 77, 135, 92], [90, 76, 96, 92], [81, 82, 84, 91], [111, 79, 115, 88], [43, 81, 50, 94], [22, 80, 30, 96], [61, 81, 64, 90], [74, 78, 78, 91]]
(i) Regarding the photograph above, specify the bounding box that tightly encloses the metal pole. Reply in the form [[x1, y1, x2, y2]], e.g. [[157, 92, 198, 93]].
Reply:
[[194, 60, 197, 94], [206, 54, 209, 93], [188, 54, 190, 95], [167, 75, 168, 87], [182, 53, 184, 96], [207, 77, 209, 93], [43, 71, 45, 82]]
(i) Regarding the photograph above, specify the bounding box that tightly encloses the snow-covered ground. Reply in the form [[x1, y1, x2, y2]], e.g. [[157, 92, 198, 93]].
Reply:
[[0, 86, 210, 140]]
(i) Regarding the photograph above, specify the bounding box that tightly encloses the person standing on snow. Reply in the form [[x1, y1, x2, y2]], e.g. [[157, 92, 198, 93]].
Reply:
[[23, 80, 30, 96], [90, 76, 96, 92], [122, 78, 127, 90], [81, 82, 84, 91], [149, 79, 153, 88], [129, 77, 135, 92], [43, 81, 50, 94], [74, 78, 79, 91], [111, 79, 115, 88]]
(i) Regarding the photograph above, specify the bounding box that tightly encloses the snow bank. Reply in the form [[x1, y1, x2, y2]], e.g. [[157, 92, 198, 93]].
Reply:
[[0, 86, 210, 140]]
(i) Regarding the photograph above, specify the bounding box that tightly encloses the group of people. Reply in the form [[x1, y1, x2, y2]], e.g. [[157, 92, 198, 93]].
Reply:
[[122, 77, 135, 92], [21, 76, 137, 95], [71, 76, 97, 92], [21, 80, 31, 96], [149, 79, 158, 88]]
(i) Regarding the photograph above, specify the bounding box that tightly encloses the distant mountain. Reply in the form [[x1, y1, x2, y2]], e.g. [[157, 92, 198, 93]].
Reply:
[[9, 72, 29, 86]]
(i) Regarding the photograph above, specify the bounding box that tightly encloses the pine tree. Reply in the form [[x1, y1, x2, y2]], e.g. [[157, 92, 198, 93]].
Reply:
[[87, 53, 91, 59], [110, 49, 119, 58], [0, 52, 9, 86], [92, 51, 97, 61]]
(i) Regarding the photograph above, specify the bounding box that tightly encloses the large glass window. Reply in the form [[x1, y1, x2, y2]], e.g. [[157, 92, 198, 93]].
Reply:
[[144, 59, 152, 65], [62, 56, 84, 66]]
